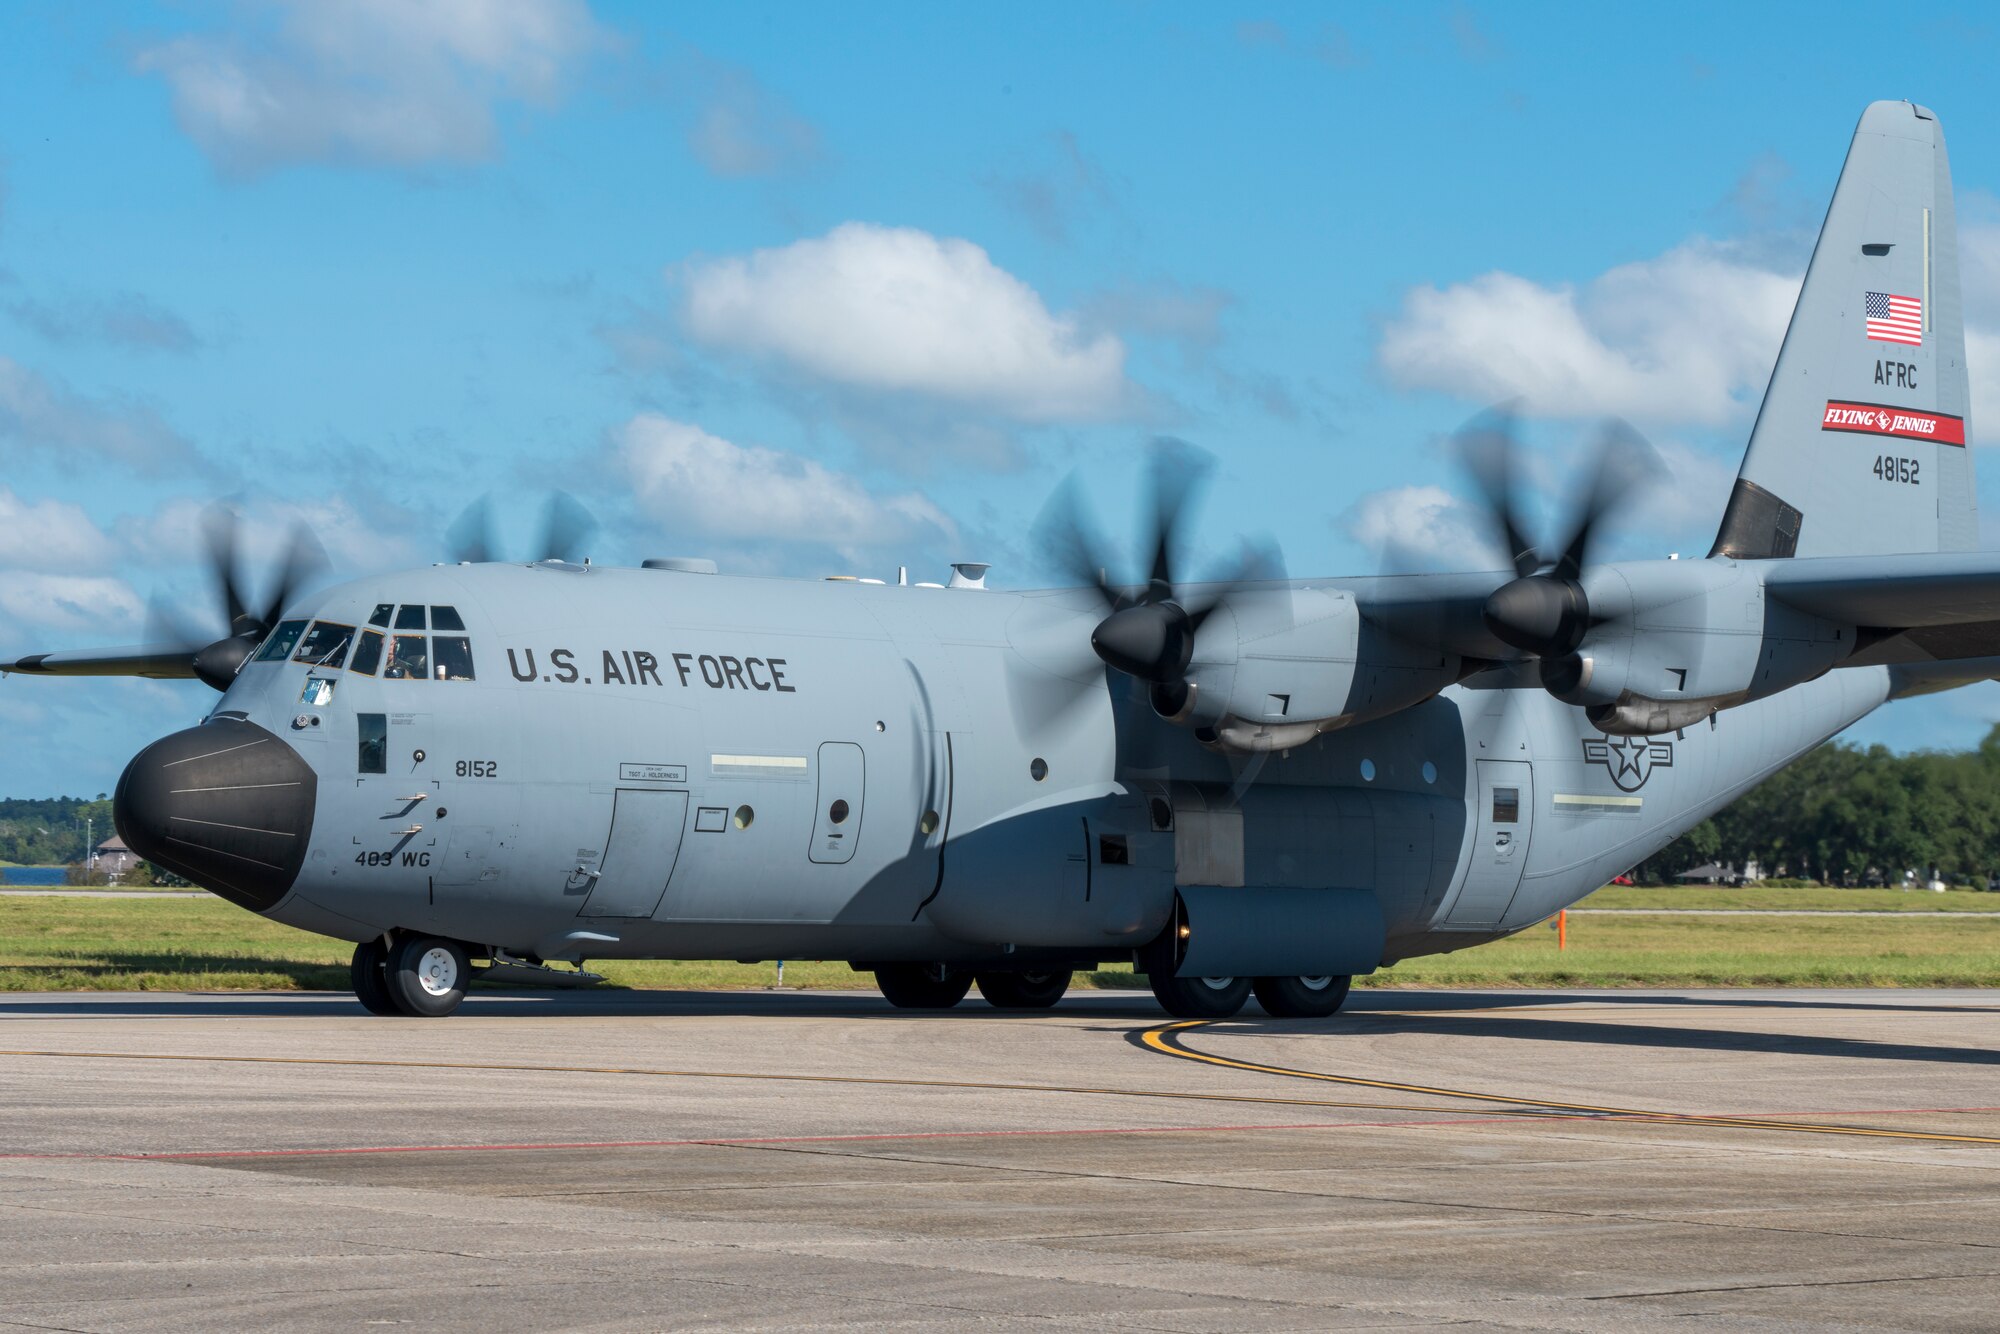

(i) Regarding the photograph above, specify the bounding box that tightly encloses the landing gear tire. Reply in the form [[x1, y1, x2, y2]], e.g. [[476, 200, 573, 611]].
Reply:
[[384, 935, 470, 1017], [350, 939, 398, 1016], [975, 969, 1072, 1009], [1148, 972, 1251, 1020], [1253, 974, 1352, 1018], [874, 964, 973, 1009]]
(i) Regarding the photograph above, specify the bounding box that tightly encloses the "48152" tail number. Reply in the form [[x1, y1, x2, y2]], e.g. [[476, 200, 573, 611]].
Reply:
[[1873, 455, 1920, 485]]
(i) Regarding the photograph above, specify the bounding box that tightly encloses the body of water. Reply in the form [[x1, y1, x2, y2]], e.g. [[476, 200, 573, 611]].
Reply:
[[0, 867, 68, 886]]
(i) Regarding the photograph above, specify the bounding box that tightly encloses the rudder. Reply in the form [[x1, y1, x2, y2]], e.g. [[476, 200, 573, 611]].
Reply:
[[1712, 100, 1975, 560]]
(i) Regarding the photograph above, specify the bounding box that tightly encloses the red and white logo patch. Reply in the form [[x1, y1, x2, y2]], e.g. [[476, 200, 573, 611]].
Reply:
[[1821, 400, 1965, 446]]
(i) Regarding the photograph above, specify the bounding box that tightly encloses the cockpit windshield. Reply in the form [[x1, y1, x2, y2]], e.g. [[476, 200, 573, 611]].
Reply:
[[254, 620, 308, 662], [272, 604, 472, 680], [293, 621, 355, 668]]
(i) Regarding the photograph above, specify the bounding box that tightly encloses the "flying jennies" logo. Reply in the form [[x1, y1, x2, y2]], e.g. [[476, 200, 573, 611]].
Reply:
[[1821, 400, 1965, 446]]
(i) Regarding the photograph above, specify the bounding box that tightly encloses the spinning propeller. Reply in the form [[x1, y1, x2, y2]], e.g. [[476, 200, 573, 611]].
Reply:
[[1036, 440, 1283, 720], [1455, 408, 1659, 700], [446, 492, 598, 565], [147, 508, 328, 691]]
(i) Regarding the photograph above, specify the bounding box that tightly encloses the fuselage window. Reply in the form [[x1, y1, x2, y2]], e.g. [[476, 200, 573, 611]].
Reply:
[[394, 604, 427, 631], [367, 604, 393, 628], [433, 636, 475, 681], [254, 620, 309, 662], [1492, 788, 1520, 824], [350, 629, 385, 676], [386, 635, 428, 680], [293, 621, 355, 668], [431, 605, 466, 632], [357, 712, 387, 774]]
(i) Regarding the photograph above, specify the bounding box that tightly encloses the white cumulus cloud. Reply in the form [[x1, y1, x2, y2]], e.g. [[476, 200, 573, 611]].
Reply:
[[617, 414, 956, 551], [679, 223, 1129, 422], [135, 0, 607, 176], [1342, 484, 1501, 572], [0, 489, 119, 572], [1378, 241, 1799, 425]]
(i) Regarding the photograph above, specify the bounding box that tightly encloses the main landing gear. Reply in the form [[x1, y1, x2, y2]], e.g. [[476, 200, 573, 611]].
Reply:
[[1147, 973, 1354, 1019], [871, 965, 1075, 1010], [351, 934, 472, 1017]]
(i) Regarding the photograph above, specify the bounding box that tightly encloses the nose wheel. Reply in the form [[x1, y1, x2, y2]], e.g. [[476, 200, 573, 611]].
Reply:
[[351, 934, 471, 1017]]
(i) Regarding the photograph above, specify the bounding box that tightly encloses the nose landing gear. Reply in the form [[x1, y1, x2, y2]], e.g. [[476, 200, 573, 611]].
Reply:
[[350, 934, 471, 1017]]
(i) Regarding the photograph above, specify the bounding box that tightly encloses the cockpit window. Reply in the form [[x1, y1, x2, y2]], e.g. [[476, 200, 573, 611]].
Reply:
[[433, 636, 475, 681], [254, 620, 309, 662], [293, 621, 354, 668], [394, 604, 426, 631], [431, 605, 466, 632], [350, 629, 384, 676], [386, 635, 428, 680], [367, 604, 393, 628]]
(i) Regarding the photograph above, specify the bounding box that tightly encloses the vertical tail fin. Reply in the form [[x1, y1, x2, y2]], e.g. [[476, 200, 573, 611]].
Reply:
[[1712, 100, 1975, 560]]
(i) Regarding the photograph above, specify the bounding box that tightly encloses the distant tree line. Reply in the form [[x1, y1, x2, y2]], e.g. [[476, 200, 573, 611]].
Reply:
[[0, 796, 112, 866], [1633, 724, 2000, 888]]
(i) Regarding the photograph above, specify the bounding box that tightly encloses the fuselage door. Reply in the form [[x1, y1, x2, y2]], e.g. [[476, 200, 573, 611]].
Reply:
[[580, 788, 691, 918], [808, 741, 865, 865], [1445, 760, 1534, 928]]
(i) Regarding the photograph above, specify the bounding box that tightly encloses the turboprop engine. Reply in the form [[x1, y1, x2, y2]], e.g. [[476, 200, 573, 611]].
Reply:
[[1100, 584, 1465, 751], [1502, 559, 1851, 736]]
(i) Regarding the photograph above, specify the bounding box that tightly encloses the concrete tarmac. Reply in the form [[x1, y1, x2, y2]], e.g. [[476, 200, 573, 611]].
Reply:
[[2, 987, 1997, 1331]]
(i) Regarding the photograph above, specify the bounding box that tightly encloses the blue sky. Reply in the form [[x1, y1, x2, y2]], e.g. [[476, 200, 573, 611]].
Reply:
[[5, 0, 2000, 795]]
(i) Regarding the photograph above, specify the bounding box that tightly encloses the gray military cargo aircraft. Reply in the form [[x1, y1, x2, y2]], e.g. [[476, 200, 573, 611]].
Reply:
[[7, 101, 1997, 1020]]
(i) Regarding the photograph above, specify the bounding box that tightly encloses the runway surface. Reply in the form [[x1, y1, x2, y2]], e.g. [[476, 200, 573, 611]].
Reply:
[[3, 988, 1997, 1331]]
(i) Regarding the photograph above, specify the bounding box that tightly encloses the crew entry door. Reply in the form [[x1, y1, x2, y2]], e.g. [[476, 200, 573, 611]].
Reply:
[[1445, 761, 1533, 928], [580, 789, 690, 917]]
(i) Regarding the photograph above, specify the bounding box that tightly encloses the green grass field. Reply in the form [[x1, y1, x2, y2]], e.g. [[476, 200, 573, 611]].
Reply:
[[2, 890, 1996, 993], [1578, 884, 1999, 912]]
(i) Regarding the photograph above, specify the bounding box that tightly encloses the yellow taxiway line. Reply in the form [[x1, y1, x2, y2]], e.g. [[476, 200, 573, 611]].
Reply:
[[1141, 1020, 2000, 1146]]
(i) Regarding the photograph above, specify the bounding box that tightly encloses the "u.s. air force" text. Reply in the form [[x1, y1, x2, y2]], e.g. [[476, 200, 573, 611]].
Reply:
[[505, 648, 796, 692]]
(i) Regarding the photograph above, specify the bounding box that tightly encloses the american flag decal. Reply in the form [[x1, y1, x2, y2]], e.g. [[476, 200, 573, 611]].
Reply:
[[1865, 291, 1922, 346]]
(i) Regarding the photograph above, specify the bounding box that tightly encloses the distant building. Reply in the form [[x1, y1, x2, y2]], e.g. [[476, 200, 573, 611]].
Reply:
[[93, 835, 136, 877]]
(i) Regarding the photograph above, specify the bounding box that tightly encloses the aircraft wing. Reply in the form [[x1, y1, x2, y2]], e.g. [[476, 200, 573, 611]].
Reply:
[[0, 644, 198, 679], [1763, 551, 2000, 665], [1345, 570, 1519, 661]]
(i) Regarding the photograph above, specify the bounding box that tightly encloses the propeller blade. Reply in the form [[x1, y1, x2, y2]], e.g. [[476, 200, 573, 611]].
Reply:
[[1549, 419, 1660, 581], [255, 525, 327, 630], [536, 491, 597, 564], [1452, 406, 1541, 578], [1031, 474, 1118, 609], [1184, 535, 1287, 631], [200, 507, 255, 637], [1141, 439, 1213, 601], [141, 595, 212, 662], [446, 495, 498, 564]]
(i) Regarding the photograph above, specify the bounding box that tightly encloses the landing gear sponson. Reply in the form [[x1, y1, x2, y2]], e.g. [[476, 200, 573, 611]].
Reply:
[[865, 961, 1351, 1019]]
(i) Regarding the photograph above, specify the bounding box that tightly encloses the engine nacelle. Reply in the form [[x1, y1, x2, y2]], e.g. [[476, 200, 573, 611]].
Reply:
[[1554, 560, 1850, 735], [1181, 587, 1463, 751]]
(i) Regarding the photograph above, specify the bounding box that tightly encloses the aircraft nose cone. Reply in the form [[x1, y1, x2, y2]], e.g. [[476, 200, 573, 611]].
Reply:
[[114, 718, 317, 913]]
